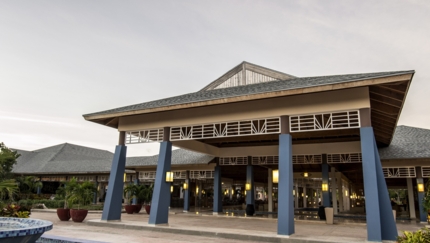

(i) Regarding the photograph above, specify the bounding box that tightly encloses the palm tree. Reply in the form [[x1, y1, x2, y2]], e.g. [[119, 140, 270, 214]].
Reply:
[[0, 179, 19, 200], [16, 176, 43, 199], [69, 181, 96, 209]]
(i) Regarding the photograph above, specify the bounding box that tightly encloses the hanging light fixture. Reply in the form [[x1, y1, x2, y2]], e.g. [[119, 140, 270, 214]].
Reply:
[[123, 173, 127, 182], [418, 182, 425, 192], [322, 183, 328, 192], [183, 182, 188, 190], [196, 186, 199, 194], [170, 185, 174, 193], [303, 172, 309, 178], [272, 170, 279, 183], [245, 183, 251, 191], [166, 171, 174, 182]]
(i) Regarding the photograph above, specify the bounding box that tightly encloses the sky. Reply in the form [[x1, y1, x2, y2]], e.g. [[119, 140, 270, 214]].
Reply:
[[1, 1, 430, 156]]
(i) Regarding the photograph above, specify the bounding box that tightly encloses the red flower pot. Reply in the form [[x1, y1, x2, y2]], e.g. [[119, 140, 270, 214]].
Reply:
[[144, 205, 151, 215], [124, 205, 135, 214], [56, 208, 71, 221], [70, 209, 88, 223], [134, 204, 142, 214]]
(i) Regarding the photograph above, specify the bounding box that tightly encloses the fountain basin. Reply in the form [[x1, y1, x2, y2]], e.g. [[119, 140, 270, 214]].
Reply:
[[0, 217, 53, 243]]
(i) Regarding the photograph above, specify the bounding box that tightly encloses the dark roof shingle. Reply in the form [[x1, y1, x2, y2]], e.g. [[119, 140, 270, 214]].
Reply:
[[379, 126, 430, 160], [84, 70, 414, 118], [126, 149, 214, 167]]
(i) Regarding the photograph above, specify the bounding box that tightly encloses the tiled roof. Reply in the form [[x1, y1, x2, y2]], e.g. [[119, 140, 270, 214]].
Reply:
[[84, 70, 413, 118], [13, 143, 119, 174], [379, 126, 430, 160], [126, 149, 214, 167], [12, 144, 214, 174]]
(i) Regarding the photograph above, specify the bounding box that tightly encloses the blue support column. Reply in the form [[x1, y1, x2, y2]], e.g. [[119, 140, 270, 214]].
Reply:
[[101, 145, 127, 221], [360, 127, 397, 241], [417, 176, 427, 222], [36, 186, 41, 195], [148, 141, 172, 225], [246, 165, 255, 206], [321, 156, 330, 207], [183, 178, 190, 212], [213, 165, 222, 213], [214, 165, 222, 213], [278, 133, 294, 235]]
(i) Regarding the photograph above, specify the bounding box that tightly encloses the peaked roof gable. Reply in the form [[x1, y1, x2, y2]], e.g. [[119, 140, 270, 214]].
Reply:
[[13, 143, 116, 174], [199, 61, 295, 91]]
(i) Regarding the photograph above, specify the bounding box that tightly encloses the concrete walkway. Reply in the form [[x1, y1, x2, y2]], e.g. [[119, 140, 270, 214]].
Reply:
[[31, 210, 425, 243]]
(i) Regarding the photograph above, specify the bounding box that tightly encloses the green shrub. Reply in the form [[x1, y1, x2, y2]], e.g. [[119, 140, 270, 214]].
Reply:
[[30, 199, 64, 209], [17, 199, 33, 211], [397, 228, 430, 243]]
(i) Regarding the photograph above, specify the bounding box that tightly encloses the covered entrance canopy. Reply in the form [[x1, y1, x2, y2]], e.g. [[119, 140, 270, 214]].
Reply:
[[84, 62, 415, 242]]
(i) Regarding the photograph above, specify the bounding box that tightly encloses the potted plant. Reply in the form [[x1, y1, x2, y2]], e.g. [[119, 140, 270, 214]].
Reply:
[[123, 183, 139, 214], [142, 184, 154, 215], [69, 180, 96, 222], [55, 178, 78, 221]]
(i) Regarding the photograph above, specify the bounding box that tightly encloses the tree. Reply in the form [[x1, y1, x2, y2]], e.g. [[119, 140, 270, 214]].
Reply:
[[0, 179, 19, 200], [0, 142, 20, 180], [16, 176, 43, 199]]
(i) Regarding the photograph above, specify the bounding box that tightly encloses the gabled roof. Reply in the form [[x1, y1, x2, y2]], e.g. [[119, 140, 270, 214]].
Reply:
[[83, 69, 414, 121], [379, 126, 430, 160], [13, 143, 118, 174], [12, 143, 214, 174], [126, 149, 215, 167], [199, 61, 295, 91]]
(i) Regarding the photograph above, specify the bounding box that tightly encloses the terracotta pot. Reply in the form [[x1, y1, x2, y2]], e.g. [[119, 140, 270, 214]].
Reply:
[[133, 204, 142, 214], [144, 205, 151, 215], [70, 209, 88, 223], [56, 208, 71, 221], [124, 205, 135, 214]]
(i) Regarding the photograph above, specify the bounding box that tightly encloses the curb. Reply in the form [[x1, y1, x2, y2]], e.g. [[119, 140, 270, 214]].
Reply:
[[87, 220, 361, 243]]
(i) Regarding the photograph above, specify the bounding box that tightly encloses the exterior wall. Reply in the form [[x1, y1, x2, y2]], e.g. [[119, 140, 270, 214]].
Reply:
[[118, 87, 370, 131]]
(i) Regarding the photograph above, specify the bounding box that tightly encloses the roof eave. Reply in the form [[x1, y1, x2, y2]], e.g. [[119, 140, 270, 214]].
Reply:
[[83, 72, 414, 126]]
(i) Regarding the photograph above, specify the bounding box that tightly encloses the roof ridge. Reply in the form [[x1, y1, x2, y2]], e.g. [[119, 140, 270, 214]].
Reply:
[[47, 143, 67, 162]]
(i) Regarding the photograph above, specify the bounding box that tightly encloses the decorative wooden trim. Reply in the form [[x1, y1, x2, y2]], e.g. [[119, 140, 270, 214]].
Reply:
[[219, 157, 248, 165], [190, 170, 215, 179], [290, 110, 360, 132], [327, 153, 362, 163], [170, 117, 280, 141], [125, 129, 164, 144], [382, 167, 416, 178]]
